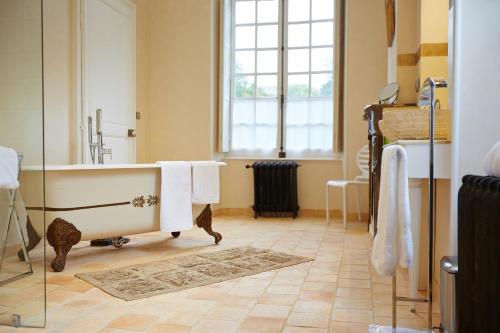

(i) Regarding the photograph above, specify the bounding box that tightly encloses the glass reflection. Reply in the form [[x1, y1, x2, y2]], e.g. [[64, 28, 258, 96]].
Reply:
[[0, 0, 45, 328]]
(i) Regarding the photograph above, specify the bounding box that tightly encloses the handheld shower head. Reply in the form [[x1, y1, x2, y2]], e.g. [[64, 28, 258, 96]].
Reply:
[[418, 78, 448, 108], [96, 108, 103, 135]]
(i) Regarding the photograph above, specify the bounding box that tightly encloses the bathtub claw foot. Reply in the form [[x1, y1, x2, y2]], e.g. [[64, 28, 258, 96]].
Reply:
[[17, 216, 42, 262], [47, 218, 82, 272], [196, 204, 222, 244]]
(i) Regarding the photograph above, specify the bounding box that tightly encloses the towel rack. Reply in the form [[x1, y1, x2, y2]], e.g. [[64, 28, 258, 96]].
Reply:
[[0, 154, 34, 287], [390, 77, 448, 332]]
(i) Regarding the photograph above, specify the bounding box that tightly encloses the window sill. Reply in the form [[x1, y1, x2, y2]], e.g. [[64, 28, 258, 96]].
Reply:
[[222, 153, 343, 161]]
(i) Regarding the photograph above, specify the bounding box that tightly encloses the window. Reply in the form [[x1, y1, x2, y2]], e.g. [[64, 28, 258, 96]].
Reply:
[[221, 0, 339, 157]]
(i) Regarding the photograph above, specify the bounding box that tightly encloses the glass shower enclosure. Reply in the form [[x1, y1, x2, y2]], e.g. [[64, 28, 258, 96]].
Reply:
[[0, 0, 46, 328]]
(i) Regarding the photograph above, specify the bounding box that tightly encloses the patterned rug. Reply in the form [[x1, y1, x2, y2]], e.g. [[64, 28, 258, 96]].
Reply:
[[75, 246, 313, 301]]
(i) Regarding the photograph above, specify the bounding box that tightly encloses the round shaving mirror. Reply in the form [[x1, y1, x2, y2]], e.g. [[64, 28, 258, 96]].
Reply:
[[378, 82, 400, 104]]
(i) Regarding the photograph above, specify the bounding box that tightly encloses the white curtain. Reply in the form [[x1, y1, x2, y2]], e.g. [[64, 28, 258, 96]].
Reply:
[[218, 0, 232, 153], [286, 98, 333, 152]]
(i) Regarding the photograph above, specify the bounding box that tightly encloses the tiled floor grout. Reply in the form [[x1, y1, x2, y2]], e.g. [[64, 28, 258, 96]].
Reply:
[[325, 225, 342, 333], [0, 217, 439, 333]]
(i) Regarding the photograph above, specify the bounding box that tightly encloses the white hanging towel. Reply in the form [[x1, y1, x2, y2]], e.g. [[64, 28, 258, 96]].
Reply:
[[483, 140, 500, 177], [372, 145, 413, 276], [158, 161, 193, 232], [190, 161, 220, 204], [0, 147, 20, 190]]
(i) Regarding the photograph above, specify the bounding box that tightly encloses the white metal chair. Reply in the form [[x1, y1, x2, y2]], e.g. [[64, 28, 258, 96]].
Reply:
[[325, 145, 369, 228]]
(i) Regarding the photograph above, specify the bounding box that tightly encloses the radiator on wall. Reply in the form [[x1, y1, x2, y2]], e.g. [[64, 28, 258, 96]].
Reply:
[[246, 161, 299, 218], [457, 175, 500, 333]]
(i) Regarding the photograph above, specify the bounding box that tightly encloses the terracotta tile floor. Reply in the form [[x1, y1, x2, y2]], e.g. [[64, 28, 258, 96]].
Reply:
[[0, 217, 440, 332]]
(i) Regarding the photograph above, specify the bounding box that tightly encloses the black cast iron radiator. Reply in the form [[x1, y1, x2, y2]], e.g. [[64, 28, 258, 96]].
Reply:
[[457, 175, 500, 333], [246, 161, 299, 218]]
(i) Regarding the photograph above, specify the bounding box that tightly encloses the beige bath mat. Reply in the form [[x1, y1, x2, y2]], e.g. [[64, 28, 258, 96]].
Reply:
[[75, 246, 312, 301]]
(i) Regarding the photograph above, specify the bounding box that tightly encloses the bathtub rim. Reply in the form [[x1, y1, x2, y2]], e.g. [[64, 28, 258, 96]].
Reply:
[[22, 162, 227, 172]]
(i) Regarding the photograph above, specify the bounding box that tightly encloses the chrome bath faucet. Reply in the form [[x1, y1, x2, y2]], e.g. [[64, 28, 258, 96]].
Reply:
[[88, 108, 112, 164]]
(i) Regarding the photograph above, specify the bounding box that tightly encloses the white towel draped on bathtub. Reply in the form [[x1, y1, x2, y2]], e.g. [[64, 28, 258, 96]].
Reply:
[[483, 140, 500, 177], [190, 161, 220, 204], [158, 161, 193, 232], [0, 146, 20, 190], [372, 145, 413, 276]]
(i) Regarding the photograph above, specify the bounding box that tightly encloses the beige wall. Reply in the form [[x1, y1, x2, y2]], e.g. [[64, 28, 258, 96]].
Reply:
[[41, 0, 388, 215], [419, 0, 449, 109], [392, 0, 449, 105], [0, 0, 44, 246], [0, 0, 44, 165], [136, 0, 388, 214], [43, 0, 76, 165], [343, 0, 387, 212], [420, 0, 448, 44], [147, 0, 217, 162], [221, 159, 344, 212], [395, 0, 419, 104], [134, 0, 151, 163]]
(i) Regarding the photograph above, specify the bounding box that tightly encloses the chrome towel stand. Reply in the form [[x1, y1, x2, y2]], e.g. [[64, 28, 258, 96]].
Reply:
[[391, 77, 448, 332], [0, 154, 33, 287]]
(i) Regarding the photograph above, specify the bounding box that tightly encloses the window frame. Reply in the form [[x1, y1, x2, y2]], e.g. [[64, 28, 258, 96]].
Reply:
[[225, 0, 341, 159], [229, 0, 283, 156]]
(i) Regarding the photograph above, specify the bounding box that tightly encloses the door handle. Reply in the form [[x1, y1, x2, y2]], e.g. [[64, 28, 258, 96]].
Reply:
[[128, 129, 137, 137]]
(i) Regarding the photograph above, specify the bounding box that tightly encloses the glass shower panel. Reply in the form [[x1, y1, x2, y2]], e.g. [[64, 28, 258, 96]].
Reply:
[[0, 0, 46, 328]]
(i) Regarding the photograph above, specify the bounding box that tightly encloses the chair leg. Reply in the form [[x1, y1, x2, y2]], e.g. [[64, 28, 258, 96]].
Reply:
[[342, 186, 347, 229], [325, 185, 330, 224], [355, 183, 362, 221]]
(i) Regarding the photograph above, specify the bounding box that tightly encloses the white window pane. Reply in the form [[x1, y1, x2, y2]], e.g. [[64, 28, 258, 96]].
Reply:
[[311, 73, 332, 97], [257, 50, 277, 73], [288, 0, 310, 22], [257, 25, 278, 48], [288, 49, 309, 73], [286, 100, 308, 125], [309, 99, 333, 125], [288, 74, 309, 97], [232, 125, 255, 150], [235, 26, 255, 49], [311, 0, 334, 20], [286, 126, 309, 151], [258, 0, 278, 23], [256, 99, 278, 125], [311, 47, 333, 71], [256, 126, 277, 150], [288, 24, 309, 47], [309, 125, 333, 150], [235, 1, 256, 24], [235, 51, 255, 73], [257, 75, 278, 97], [232, 99, 255, 125], [311, 21, 333, 46], [235, 75, 255, 97]]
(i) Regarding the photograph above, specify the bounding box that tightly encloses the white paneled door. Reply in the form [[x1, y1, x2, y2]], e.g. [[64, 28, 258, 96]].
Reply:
[[81, 0, 136, 164]]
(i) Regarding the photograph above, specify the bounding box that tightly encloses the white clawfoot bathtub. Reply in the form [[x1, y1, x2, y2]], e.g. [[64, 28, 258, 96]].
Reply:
[[19, 163, 224, 272]]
